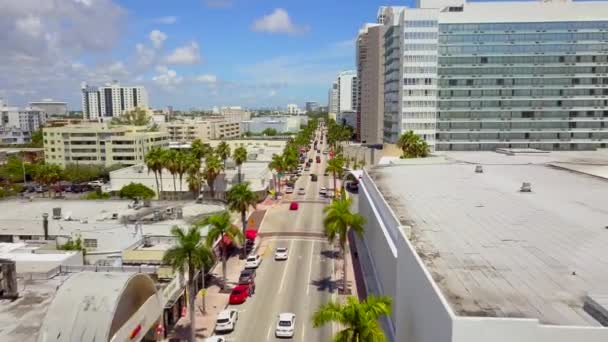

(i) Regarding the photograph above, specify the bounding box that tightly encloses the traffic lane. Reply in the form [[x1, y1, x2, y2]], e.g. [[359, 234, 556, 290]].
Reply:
[[306, 240, 335, 342], [259, 202, 326, 235], [225, 240, 333, 342]]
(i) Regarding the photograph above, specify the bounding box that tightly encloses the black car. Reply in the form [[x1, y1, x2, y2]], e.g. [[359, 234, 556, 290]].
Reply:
[[239, 268, 256, 285]]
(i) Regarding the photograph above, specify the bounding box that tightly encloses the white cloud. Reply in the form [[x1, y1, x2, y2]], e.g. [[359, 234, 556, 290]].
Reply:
[[15, 15, 43, 37], [165, 42, 201, 65], [251, 8, 308, 35], [268, 90, 277, 97], [153, 16, 177, 24], [152, 65, 183, 89], [149, 30, 167, 49], [195, 74, 217, 83], [135, 43, 156, 66], [205, 0, 233, 8]]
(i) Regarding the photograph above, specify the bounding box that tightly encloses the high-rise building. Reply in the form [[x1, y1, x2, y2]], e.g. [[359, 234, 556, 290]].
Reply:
[[29, 99, 68, 117], [0, 99, 47, 134], [287, 104, 299, 115], [337, 70, 358, 113], [379, 0, 608, 151], [305, 101, 320, 112], [357, 23, 385, 144], [81, 81, 148, 121], [328, 82, 339, 114]]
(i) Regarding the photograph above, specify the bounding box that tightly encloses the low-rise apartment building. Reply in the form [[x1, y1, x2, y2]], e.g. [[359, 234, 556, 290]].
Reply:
[[161, 120, 241, 143], [43, 124, 169, 167]]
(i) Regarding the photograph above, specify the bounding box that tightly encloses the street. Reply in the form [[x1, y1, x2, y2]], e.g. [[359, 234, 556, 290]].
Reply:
[[218, 129, 337, 341]]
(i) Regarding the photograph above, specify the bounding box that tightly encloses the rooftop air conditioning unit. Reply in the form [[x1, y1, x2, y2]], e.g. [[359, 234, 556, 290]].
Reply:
[[520, 182, 532, 192], [475, 165, 484, 173]]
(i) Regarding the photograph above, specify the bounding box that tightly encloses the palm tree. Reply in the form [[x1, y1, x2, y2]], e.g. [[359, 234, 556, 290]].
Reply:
[[191, 139, 212, 160], [226, 182, 258, 258], [396, 130, 429, 159], [185, 152, 202, 199], [216, 141, 231, 169], [163, 225, 214, 341], [323, 197, 365, 294], [163, 149, 180, 196], [203, 152, 224, 199], [233, 146, 248, 183], [268, 153, 286, 199], [201, 211, 244, 289], [312, 295, 392, 342], [145, 147, 164, 198], [325, 155, 345, 197], [176, 151, 189, 200]]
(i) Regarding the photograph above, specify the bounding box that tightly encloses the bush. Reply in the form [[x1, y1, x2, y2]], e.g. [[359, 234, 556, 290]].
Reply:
[[119, 183, 155, 200], [82, 189, 111, 200]]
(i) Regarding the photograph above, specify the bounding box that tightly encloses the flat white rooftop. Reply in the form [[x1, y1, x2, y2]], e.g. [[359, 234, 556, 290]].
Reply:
[[371, 150, 608, 326]]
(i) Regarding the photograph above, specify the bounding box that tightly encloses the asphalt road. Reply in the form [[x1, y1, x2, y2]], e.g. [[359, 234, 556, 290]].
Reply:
[[217, 128, 337, 342]]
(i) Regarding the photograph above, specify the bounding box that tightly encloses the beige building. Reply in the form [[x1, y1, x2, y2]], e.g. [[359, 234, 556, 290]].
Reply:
[[357, 23, 385, 145], [161, 120, 241, 143], [43, 124, 169, 167], [219, 106, 251, 122]]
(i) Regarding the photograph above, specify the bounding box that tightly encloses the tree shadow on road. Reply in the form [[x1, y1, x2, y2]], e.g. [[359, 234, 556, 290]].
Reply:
[[320, 249, 340, 259], [311, 276, 338, 293]]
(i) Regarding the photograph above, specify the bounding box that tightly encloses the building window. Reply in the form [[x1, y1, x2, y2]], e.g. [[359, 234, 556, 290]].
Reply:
[[84, 238, 98, 248]]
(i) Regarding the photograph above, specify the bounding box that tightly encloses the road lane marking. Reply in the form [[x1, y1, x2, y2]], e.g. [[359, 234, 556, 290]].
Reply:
[[306, 241, 315, 295], [278, 240, 295, 293], [267, 326, 273, 340]]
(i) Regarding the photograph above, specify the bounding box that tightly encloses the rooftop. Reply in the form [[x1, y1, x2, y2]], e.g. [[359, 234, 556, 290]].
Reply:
[[371, 150, 608, 326]]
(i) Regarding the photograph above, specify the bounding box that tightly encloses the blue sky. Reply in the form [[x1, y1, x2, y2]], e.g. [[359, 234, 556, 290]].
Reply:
[[0, 0, 416, 110]]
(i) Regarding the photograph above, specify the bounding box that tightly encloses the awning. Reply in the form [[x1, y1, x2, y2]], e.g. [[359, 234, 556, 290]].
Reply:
[[245, 229, 257, 240]]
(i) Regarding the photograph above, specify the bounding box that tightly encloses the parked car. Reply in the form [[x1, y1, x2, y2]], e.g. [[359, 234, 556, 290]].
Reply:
[[285, 187, 294, 194], [289, 201, 299, 211], [229, 284, 251, 304], [245, 254, 262, 269], [297, 188, 305, 195], [239, 268, 256, 285], [274, 247, 288, 261], [87, 180, 104, 188], [215, 309, 238, 333], [319, 187, 327, 196], [275, 313, 296, 338], [35, 185, 48, 193]]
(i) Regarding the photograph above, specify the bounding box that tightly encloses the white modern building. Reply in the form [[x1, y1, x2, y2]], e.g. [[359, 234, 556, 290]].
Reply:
[[286, 104, 299, 115], [0, 99, 47, 135], [328, 82, 339, 114], [337, 70, 358, 113], [28, 99, 68, 117], [241, 116, 308, 134], [81, 81, 148, 121], [357, 23, 385, 144], [0, 127, 31, 145], [379, 0, 608, 151], [219, 106, 252, 122]]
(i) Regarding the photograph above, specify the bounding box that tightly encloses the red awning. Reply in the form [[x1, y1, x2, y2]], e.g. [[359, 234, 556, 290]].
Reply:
[[221, 235, 232, 247], [245, 229, 257, 240]]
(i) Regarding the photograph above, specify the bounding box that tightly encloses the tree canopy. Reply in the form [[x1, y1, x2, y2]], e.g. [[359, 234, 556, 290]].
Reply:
[[118, 182, 155, 199]]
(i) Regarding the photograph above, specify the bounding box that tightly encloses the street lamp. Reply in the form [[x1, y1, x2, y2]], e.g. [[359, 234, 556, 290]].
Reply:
[[42, 213, 49, 240]]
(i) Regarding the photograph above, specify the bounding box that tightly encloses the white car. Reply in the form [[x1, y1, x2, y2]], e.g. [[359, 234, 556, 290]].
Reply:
[[274, 247, 288, 261], [215, 309, 238, 333], [285, 187, 294, 194], [319, 187, 327, 195], [206, 336, 226, 342], [275, 313, 296, 338], [245, 254, 262, 269], [298, 188, 306, 195], [87, 180, 104, 187]]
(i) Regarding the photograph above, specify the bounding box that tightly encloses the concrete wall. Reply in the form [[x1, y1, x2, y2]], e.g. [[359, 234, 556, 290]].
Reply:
[[356, 167, 608, 342]]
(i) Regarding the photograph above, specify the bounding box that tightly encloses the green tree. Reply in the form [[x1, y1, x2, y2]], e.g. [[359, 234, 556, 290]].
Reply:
[[0, 156, 34, 183], [28, 130, 43, 147], [176, 151, 189, 200], [323, 196, 365, 294], [110, 107, 150, 126], [191, 139, 212, 160], [226, 182, 258, 258], [32, 163, 62, 197], [233, 146, 248, 183], [262, 128, 278, 136], [268, 153, 287, 199], [118, 182, 155, 200], [163, 149, 180, 194], [396, 130, 429, 159], [163, 225, 215, 341], [145, 147, 164, 198], [216, 141, 231, 169], [326, 155, 345, 197], [312, 295, 392, 342], [185, 152, 203, 199], [203, 153, 223, 199], [200, 211, 244, 289]]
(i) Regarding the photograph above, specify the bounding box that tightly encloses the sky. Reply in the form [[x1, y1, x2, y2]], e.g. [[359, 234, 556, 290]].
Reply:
[[0, 0, 415, 110]]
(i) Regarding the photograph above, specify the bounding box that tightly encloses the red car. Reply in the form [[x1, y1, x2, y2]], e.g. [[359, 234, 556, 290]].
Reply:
[[289, 201, 299, 210], [229, 284, 250, 304]]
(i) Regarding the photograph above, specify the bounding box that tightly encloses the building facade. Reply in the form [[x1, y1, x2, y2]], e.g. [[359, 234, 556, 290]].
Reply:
[[241, 116, 308, 134], [28, 100, 68, 117], [286, 104, 299, 115], [81, 82, 148, 121], [328, 82, 339, 114], [0, 100, 47, 136], [0, 127, 31, 145], [379, 0, 608, 151], [305, 101, 320, 112], [219, 106, 252, 122], [337, 70, 358, 113], [357, 23, 386, 144], [43, 124, 169, 167]]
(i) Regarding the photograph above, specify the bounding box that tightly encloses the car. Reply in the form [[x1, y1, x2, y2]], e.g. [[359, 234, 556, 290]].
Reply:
[[275, 313, 296, 338], [229, 284, 250, 304], [87, 180, 104, 187], [205, 336, 226, 342], [274, 247, 288, 260], [215, 309, 238, 333], [245, 254, 262, 269], [239, 268, 256, 285], [319, 187, 327, 195], [297, 188, 305, 195], [310, 174, 318, 182], [289, 201, 299, 210], [285, 187, 294, 194], [323, 151, 328, 155]]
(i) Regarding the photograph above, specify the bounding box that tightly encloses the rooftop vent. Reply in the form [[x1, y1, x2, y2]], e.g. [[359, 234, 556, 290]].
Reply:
[[52, 207, 62, 220], [475, 165, 483, 173], [0, 259, 18, 300], [520, 182, 532, 192]]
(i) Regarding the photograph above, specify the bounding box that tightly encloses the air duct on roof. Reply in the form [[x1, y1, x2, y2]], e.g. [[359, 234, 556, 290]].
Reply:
[[475, 165, 483, 173], [520, 182, 532, 192]]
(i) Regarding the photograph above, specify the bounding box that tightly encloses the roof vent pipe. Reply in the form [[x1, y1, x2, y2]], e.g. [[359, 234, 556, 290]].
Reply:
[[520, 182, 532, 192], [475, 165, 483, 173]]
